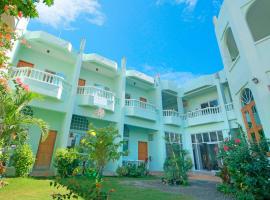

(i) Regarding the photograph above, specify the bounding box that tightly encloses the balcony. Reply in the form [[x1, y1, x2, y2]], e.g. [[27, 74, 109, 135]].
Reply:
[[225, 103, 236, 120], [77, 86, 115, 111], [125, 99, 157, 121], [163, 110, 184, 126], [185, 106, 223, 126], [11, 67, 70, 100]]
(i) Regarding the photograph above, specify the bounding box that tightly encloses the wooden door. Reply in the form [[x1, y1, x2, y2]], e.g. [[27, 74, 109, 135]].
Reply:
[[34, 130, 57, 169], [78, 79, 86, 86], [138, 141, 148, 161], [241, 101, 263, 142], [17, 60, 34, 68]]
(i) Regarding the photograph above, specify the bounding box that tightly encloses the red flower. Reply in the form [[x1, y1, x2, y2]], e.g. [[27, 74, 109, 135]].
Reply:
[[235, 138, 241, 144], [223, 145, 229, 151], [18, 11, 23, 18]]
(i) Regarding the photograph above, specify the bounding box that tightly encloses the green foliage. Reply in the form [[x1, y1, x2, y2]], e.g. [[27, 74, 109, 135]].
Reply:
[[116, 163, 148, 177], [0, 0, 54, 18], [217, 127, 270, 200], [54, 148, 80, 178], [0, 76, 49, 147], [80, 124, 123, 177], [13, 144, 34, 177], [163, 149, 193, 186], [50, 180, 78, 200]]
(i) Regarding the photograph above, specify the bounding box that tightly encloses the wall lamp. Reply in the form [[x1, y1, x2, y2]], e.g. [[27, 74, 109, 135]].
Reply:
[[252, 77, 259, 84]]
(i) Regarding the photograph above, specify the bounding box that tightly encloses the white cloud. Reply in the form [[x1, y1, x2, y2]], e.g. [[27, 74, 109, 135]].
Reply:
[[175, 0, 198, 10], [36, 0, 105, 29], [156, 0, 198, 10], [141, 63, 201, 86]]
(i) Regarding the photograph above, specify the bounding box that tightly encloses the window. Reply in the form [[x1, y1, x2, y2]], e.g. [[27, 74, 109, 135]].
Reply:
[[246, 0, 270, 42], [123, 125, 130, 156], [165, 132, 182, 158], [200, 99, 219, 109], [225, 28, 239, 62], [125, 93, 131, 99], [70, 115, 89, 131]]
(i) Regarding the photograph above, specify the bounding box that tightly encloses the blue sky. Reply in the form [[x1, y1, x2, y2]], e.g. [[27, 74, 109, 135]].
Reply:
[[29, 0, 224, 84]]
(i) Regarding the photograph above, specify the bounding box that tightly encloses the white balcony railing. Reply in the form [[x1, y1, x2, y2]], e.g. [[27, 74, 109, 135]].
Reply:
[[125, 99, 157, 112], [11, 67, 68, 88], [225, 103, 234, 112], [163, 110, 186, 120], [77, 86, 115, 102], [186, 106, 222, 118]]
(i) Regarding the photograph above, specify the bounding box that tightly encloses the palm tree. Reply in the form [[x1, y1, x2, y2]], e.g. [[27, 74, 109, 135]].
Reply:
[[0, 75, 48, 149]]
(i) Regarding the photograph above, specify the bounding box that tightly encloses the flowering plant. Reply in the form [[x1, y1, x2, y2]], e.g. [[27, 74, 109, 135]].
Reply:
[[217, 126, 270, 200]]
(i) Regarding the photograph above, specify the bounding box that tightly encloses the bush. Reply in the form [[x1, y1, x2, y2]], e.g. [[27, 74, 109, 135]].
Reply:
[[54, 148, 80, 178], [116, 163, 148, 177], [13, 144, 34, 177], [163, 149, 193, 186], [217, 128, 270, 200]]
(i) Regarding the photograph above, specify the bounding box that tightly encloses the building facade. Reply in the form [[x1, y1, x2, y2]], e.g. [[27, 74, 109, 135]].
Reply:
[[6, 0, 270, 175]]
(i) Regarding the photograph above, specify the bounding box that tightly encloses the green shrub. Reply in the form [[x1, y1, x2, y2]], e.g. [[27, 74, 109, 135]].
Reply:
[[13, 144, 34, 177], [116, 163, 148, 177], [54, 148, 80, 178], [217, 128, 270, 200], [163, 149, 193, 186]]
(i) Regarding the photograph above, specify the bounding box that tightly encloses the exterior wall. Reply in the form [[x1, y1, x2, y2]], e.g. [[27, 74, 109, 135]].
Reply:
[[7, 0, 270, 174], [215, 0, 270, 139]]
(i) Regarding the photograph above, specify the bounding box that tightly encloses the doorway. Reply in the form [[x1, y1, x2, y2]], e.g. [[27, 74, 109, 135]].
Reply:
[[138, 141, 148, 161], [34, 130, 57, 169]]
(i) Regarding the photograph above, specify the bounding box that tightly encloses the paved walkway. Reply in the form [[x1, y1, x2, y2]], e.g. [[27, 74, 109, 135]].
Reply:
[[121, 177, 233, 200]]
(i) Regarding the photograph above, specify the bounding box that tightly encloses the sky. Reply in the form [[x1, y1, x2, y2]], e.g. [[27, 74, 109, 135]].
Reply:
[[28, 0, 224, 85]]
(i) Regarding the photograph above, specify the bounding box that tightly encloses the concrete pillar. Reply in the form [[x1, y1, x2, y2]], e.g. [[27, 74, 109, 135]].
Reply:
[[59, 39, 85, 148]]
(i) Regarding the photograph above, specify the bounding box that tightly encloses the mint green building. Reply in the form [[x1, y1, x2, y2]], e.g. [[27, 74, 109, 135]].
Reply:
[[6, 0, 270, 175]]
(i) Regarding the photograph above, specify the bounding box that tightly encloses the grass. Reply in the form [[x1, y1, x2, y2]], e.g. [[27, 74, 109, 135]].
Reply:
[[0, 177, 193, 200]]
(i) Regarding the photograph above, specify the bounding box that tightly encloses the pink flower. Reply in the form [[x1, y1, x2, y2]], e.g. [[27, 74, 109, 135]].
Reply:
[[223, 145, 229, 152], [235, 138, 241, 144], [15, 77, 23, 85], [22, 84, 30, 92]]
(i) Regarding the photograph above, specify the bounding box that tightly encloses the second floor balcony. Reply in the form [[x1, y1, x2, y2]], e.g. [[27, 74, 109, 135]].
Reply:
[[125, 99, 157, 121], [163, 110, 184, 126], [225, 103, 236, 120], [11, 67, 70, 100], [185, 106, 223, 126], [77, 86, 115, 111]]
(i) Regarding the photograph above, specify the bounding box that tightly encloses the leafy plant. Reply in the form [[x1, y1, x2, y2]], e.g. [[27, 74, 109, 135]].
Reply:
[[163, 148, 192, 186], [54, 148, 80, 178], [13, 144, 34, 177], [217, 126, 270, 200], [116, 163, 148, 177], [79, 124, 123, 177]]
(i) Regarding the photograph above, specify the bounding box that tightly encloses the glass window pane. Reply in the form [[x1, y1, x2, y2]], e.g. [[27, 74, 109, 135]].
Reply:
[[245, 111, 253, 128], [196, 134, 203, 143], [203, 133, 209, 142], [210, 100, 219, 107], [251, 106, 262, 126], [217, 131, 223, 141], [210, 132, 218, 142], [191, 135, 196, 143]]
